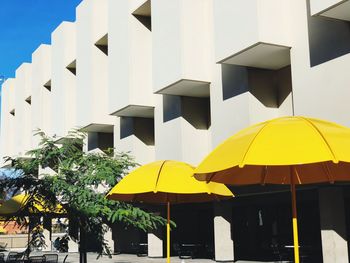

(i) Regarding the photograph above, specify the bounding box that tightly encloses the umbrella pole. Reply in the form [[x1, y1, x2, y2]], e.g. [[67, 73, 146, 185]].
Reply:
[[167, 201, 170, 263], [291, 167, 300, 263]]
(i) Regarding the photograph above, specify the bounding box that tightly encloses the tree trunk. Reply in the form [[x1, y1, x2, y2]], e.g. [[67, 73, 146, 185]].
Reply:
[[79, 228, 87, 263]]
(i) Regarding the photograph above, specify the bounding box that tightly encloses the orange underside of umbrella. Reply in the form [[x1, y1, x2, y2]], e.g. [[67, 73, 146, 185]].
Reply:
[[198, 161, 350, 186]]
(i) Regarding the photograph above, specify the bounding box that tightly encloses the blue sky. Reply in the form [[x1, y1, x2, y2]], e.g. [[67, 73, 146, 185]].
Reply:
[[0, 0, 83, 80]]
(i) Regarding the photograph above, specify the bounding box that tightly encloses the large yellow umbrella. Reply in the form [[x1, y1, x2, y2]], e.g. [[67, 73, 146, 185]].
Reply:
[[106, 160, 233, 263], [194, 116, 350, 263]]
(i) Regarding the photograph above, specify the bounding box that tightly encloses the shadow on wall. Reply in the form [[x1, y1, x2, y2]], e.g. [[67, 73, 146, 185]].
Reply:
[[132, 0, 152, 31], [120, 117, 155, 146], [221, 64, 292, 108], [95, 34, 108, 56], [307, 0, 350, 67], [163, 95, 211, 130], [134, 15, 152, 31]]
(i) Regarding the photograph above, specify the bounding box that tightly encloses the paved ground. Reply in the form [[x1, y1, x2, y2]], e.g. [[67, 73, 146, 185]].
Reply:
[[3, 251, 276, 262], [62, 253, 215, 263], [59, 253, 280, 262], [34, 252, 270, 262]]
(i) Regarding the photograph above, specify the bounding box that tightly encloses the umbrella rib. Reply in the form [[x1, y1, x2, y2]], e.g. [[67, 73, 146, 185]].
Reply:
[[206, 172, 216, 183], [154, 161, 167, 193], [297, 116, 338, 163], [294, 166, 302, 184], [260, 166, 268, 185], [322, 162, 334, 184], [239, 122, 271, 167]]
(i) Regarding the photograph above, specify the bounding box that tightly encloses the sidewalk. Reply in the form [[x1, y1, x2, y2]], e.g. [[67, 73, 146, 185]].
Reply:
[[64, 253, 214, 262], [61, 253, 275, 262]]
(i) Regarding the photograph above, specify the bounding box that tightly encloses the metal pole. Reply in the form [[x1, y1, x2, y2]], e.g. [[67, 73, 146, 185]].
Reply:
[[290, 166, 300, 263], [167, 201, 170, 263]]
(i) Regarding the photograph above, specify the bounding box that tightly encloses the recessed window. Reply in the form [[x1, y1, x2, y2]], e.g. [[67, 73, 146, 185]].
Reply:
[[221, 64, 292, 109], [44, 80, 51, 92], [120, 116, 155, 146], [95, 34, 108, 56], [87, 132, 114, 152], [66, 60, 77, 75], [307, 0, 350, 66], [9, 109, 15, 116], [163, 95, 211, 130], [132, 0, 152, 31], [25, 96, 32, 105]]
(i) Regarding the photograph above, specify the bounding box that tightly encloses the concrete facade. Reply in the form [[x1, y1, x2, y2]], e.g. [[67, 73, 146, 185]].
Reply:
[[1, 0, 350, 261], [214, 202, 234, 262], [15, 63, 33, 157], [76, 0, 114, 132], [51, 21, 77, 138], [31, 44, 52, 147], [319, 188, 348, 263]]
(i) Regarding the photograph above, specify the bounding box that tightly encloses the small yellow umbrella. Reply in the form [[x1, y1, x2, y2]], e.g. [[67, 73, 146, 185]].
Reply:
[[106, 160, 233, 263], [0, 194, 65, 216], [194, 116, 350, 263], [0, 225, 6, 234]]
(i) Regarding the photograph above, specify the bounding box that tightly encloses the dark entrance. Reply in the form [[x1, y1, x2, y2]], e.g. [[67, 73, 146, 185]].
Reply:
[[168, 202, 214, 259], [232, 189, 323, 262], [112, 223, 147, 255]]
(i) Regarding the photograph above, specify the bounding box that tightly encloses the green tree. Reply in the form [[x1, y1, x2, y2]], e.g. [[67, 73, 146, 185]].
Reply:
[[0, 130, 166, 262]]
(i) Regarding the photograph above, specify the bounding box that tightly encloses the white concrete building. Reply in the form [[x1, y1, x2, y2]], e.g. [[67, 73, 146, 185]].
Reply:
[[2, 0, 350, 262]]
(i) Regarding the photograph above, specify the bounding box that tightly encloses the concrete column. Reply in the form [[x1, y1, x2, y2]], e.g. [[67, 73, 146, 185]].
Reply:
[[214, 202, 234, 262], [42, 228, 51, 252], [68, 218, 79, 253], [68, 239, 79, 253], [148, 228, 163, 258], [104, 226, 114, 254], [319, 187, 348, 263]]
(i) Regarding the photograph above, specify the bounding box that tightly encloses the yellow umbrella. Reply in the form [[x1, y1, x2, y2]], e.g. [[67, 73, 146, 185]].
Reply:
[[0, 225, 6, 234], [0, 194, 65, 216], [106, 160, 233, 263], [194, 116, 350, 263]]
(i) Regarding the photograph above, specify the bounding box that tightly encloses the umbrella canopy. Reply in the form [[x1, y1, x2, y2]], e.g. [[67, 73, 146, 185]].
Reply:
[[195, 116, 350, 184], [107, 160, 233, 203], [107, 160, 233, 263], [194, 116, 350, 263], [0, 194, 65, 216]]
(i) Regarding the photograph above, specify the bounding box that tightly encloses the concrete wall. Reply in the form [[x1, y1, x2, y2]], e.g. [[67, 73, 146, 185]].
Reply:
[[310, 0, 350, 21], [3, 0, 349, 165], [15, 64, 33, 156], [76, 0, 114, 129], [108, 0, 154, 116], [31, 44, 52, 148], [152, 0, 212, 96], [51, 22, 77, 137], [319, 188, 348, 263], [0, 78, 16, 161], [108, 0, 155, 165], [289, 0, 350, 125]]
